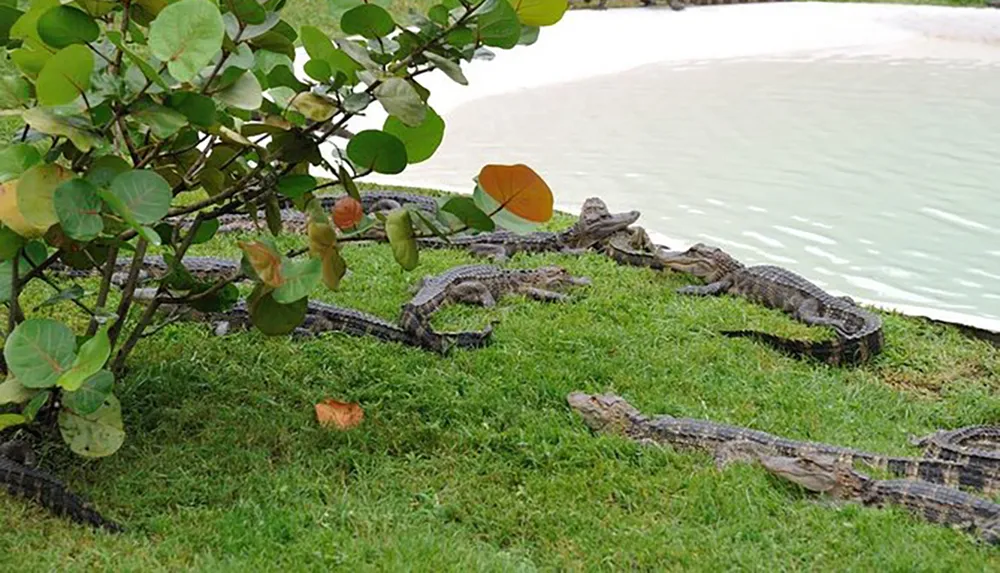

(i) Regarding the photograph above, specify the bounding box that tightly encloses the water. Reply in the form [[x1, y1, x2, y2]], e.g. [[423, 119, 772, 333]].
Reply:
[[345, 6, 1000, 329]]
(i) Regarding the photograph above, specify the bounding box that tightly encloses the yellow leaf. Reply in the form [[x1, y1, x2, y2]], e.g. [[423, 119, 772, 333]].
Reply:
[[477, 164, 553, 223], [0, 180, 47, 238], [511, 0, 567, 27], [238, 239, 284, 287], [315, 398, 364, 430]]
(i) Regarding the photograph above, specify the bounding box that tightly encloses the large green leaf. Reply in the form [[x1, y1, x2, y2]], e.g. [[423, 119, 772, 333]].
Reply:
[[374, 78, 426, 127], [273, 257, 321, 303], [3, 318, 77, 389], [277, 174, 315, 200], [0, 376, 34, 405], [22, 108, 101, 152], [0, 225, 22, 261], [217, 71, 262, 110], [0, 74, 31, 109], [247, 283, 307, 335], [0, 5, 23, 46], [149, 0, 225, 83], [56, 324, 110, 391], [131, 101, 189, 138], [441, 196, 495, 232], [0, 413, 26, 431], [300, 26, 360, 84], [58, 393, 125, 458], [385, 209, 418, 270], [166, 91, 217, 127], [230, 0, 266, 25], [478, 0, 520, 49], [37, 5, 99, 48], [17, 162, 72, 230], [62, 369, 113, 416], [0, 144, 41, 183], [423, 52, 467, 86], [107, 170, 172, 224], [512, 0, 567, 27], [53, 178, 103, 241], [340, 4, 395, 39], [383, 107, 445, 164], [346, 130, 407, 175], [36, 45, 93, 106]]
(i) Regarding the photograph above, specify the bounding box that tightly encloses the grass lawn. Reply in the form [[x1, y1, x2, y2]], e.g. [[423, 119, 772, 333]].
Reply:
[[2, 0, 1000, 570]]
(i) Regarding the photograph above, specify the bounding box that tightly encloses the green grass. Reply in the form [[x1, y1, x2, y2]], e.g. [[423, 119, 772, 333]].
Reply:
[[2, 1, 1000, 570], [3, 183, 1000, 570]]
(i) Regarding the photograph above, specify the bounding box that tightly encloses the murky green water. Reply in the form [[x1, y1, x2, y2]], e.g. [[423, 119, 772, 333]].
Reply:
[[397, 55, 1000, 327]]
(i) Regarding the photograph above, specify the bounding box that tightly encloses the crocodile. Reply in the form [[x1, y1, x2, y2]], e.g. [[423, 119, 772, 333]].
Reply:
[[602, 226, 672, 269], [566, 392, 1000, 494], [133, 290, 492, 354], [51, 255, 244, 286], [911, 426, 1000, 473], [413, 197, 641, 261], [0, 440, 122, 533], [401, 264, 591, 353], [577, 0, 789, 11], [758, 451, 1000, 545], [659, 243, 884, 365]]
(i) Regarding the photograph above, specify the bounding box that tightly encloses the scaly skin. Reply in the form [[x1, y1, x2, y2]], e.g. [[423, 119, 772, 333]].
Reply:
[[401, 265, 591, 353], [0, 441, 122, 533], [602, 226, 671, 269], [758, 452, 1000, 545], [50, 255, 244, 286], [659, 243, 884, 365], [578, 0, 791, 9], [414, 197, 640, 261], [566, 393, 1000, 494], [911, 426, 1000, 473], [132, 291, 492, 354]]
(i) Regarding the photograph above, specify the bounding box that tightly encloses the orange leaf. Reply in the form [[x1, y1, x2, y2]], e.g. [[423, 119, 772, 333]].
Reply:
[[315, 398, 364, 430], [332, 196, 363, 230], [477, 164, 553, 223], [238, 239, 284, 287]]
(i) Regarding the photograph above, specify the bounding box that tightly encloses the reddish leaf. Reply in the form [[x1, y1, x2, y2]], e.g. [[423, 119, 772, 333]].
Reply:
[[238, 239, 284, 287], [332, 196, 363, 230], [315, 398, 364, 430], [477, 164, 553, 223]]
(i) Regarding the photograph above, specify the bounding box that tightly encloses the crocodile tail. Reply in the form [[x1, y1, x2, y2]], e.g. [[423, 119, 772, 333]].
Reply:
[[0, 461, 123, 532], [718, 330, 878, 366]]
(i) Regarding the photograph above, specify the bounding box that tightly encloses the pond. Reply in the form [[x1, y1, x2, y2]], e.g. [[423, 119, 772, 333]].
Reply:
[[333, 3, 1000, 329]]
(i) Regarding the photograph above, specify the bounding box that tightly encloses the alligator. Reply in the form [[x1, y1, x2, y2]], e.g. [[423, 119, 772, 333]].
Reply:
[[132, 290, 492, 354], [413, 197, 641, 261], [602, 226, 672, 269], [911, 426, 1000, 473], [758, 451, 1000, 545], [658, 243, 884, 365], [577, 0, 790, 11], [566, 392, 1000, 494], [401, 265, 591, 353], [51, 255, 244, 286], [0, 440, 122, 533]]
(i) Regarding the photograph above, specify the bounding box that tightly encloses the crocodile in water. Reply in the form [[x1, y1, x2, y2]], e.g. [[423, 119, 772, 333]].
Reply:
[[0, 440, 122, 532], [566, 392, 1000, 494], [659, 243, 884, 365], [401, 264, 591, 353], [759, 451, 1000, 545], [133, 290, 492, 354]]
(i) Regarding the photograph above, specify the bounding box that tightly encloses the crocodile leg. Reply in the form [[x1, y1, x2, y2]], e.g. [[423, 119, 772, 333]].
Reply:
[[518, 286, 572, 303], [676, 281, 730, 297], [449, 282, 498, 308]]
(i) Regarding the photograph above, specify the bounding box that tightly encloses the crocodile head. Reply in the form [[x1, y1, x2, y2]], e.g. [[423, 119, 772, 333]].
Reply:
[[532, 266, 592, 288], [565, 198, 641, 248], [757, 452, 868, 499], [657, 243, 744, 282], [566, 392, 641, 435]]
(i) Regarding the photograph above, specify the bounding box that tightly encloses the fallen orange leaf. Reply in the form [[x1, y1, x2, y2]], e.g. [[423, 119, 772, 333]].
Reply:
[[477, 164, 553, 223], [315, 398, 364, 430]]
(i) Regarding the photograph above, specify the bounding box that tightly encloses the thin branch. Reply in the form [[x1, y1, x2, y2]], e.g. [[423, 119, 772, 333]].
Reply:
[[86, 244, 119, 337], [107, 238, 149, 347], [7, 248, 22, 331]]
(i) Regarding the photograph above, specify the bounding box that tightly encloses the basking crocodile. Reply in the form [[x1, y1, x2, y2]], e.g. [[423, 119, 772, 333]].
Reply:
[[133, 291, 492, 355], [911, 426, 1000, 473], [579, 0, 789, 10], [401, 265, 591, 353], [602, 226, 671, 269], [566, 392, 1000, 494], [659, 243, 884, 365], [51, 255, 244, 286], [759, 452, 1000, 545], [0, 440, 122, 533], [413, 197, 640, 261]]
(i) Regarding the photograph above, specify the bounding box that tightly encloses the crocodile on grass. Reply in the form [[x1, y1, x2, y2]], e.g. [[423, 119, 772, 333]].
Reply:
[[911, 426, 1000, 474], [576, 0, 790, 11], [602, 225, 672, 269], [413, 197, 640, 261], [659, 243, 884, 365], [566, 393, 1000, 495], [400, 264, 591, 353], [758, 451, 1000, 545], [0, 440, 122, 533], [51, 255, 244, 286], [132, 290, 492, 354]]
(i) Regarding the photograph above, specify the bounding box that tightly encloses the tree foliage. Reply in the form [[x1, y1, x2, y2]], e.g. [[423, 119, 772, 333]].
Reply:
[[0, 0, 566, 457]]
